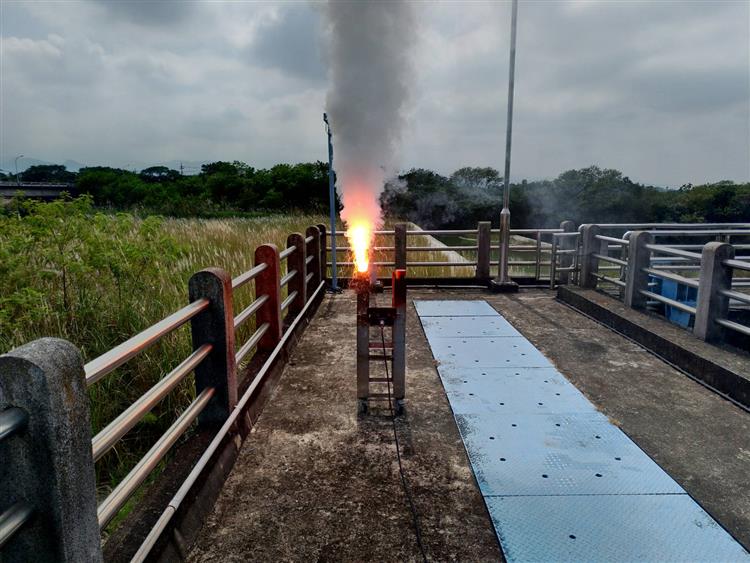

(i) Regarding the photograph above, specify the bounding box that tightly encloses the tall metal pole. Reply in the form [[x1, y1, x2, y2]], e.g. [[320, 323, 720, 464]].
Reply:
[[323, 113, 339, 290], [14, 155, 24, 186], [491, 0, 519, 292]]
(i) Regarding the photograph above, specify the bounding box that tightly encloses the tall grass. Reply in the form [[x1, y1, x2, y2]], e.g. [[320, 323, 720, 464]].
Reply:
[[0, 199, 326, 512]]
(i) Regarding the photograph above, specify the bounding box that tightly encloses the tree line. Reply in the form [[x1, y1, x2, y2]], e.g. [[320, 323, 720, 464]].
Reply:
[[3, 162, 748, 226], [381, 166, 750, 228]]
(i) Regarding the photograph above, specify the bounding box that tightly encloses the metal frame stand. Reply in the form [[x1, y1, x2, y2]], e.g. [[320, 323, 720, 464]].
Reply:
[[356, 269, 407, 415]]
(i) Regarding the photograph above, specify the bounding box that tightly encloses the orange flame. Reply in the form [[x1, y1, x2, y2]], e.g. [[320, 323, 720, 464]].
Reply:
[[347, 221, 372, 273]]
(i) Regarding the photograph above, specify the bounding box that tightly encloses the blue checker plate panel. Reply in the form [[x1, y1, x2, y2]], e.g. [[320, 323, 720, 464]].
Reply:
[[415, 300, 749, 562]]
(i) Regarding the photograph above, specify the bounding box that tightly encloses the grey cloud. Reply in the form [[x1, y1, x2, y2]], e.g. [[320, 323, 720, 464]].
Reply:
[[90, 0, 194, 26], [248, 5, 325, 82]]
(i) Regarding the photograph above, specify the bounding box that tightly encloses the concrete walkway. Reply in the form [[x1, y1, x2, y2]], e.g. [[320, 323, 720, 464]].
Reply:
[[188, 288, 750, 561]]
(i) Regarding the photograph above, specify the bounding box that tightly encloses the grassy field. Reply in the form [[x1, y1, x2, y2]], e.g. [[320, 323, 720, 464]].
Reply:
[[0, 198, 327, 523]]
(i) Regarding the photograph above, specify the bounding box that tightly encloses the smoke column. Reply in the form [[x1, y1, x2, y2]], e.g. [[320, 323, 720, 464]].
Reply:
[[324, 1, 415, 271]]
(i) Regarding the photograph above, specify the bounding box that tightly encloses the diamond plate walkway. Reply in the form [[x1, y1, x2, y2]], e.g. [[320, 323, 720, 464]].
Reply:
[[416, 300, 750, 562]]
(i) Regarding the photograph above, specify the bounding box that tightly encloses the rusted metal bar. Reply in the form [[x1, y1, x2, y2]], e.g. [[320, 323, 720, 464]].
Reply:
[[231, 263, 267, 291], [233, 294, 269, 331]]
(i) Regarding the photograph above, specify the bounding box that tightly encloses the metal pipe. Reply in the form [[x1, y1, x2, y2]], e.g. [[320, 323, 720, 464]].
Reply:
[[0, 501, 34, 549], [84, 298, 210, 386], [0, 407, 28, 442], [280, 291, 298, 312], [236, 323, 270, 364], [594, 235, 630, 246], [91, 344, 213, 461], [719, 288, 750, 305], [593, 253, 627, 267], [97, 387, 214, 529], [642, 268, 699, 289], [131, 282, 326, 563], [406, 261, 478, 266], [280, 270, 297, 288], [279, 246, 296, 260], [324, 113, 339, 290], [494, 0, 518, 285], [645, 245, 702, 260], [715, 318, 750, 337], [639, 290, 697, 315], [231, 263, 267, 291], [723, 258, 750, 272], [233, 294, 269, 331], [594, 273, 626, 288]]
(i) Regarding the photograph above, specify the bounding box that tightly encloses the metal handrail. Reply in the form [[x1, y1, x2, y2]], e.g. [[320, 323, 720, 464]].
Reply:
[[646, 230, 750, 237], [304, 235, 313, 244], [97, 387, 215, 529], [408, 229, 477, 235], [0, 501, 34, 549], [279, 246, 296, 260], [234, 295, 269, 331], [84, 298, 210, 386], [593, 254, 627, 267], [91, 344, 213, 462], [305, 255, 314, 265], [553, 232, 580, 237], [594, 273, 626, 288], [305, 272, 314, 284], [595, 235, 630, 246], [132, 283, 327, 563], [280, 270, 297, 288], [724, 258, 750, 272], [640, 290, 697, 315], [0, 407, 28, 442], [232, 263, 267, 291], [597, 223, 750, 229], [280, 291, 298, 312], [236, 323, 270, 364], [715, 318, 750, 337], [645, 245, 702, 261], [651, 264, 701, 271], [406, 261, 477, 267], [642, 268, 699, 289], [720, 288, 750, 306]]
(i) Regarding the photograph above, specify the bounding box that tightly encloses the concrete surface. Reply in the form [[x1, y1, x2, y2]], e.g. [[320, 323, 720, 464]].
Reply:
[[188, 290, 503, 562], [188, 288, 750, 560]]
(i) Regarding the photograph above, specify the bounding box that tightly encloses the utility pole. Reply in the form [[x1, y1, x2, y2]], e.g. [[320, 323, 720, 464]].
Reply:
[[490, 0, 519, 293], [14, 154, 24, 186], [323, 113, 339, 291]]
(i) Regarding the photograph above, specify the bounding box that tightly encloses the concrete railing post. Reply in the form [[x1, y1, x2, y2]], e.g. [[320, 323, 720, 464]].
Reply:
[[0, 338, 102, 562], [395, 222, 407, 270], [476, 221, 491, 280], [317, 223, 327, 282], [694, 242, 735, 342], [558, 220, 576, 284], [579, 224, 601, 289], [306, 226, 321, 289], [255, 244, 283, 352], [286, 233, 307, 315], [188, 268, 237, 426], [624, 231, 653, 309]]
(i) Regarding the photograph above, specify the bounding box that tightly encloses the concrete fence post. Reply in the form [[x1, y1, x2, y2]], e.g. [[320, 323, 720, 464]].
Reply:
[[558, 220, 576, 284], [0, 338, 102, 562], [316, 223, 327, 282], [306, 226, 322, 289], [395, 222, 407, 270], [476, 221, 491, 280], [624, 231, 653, 309], [188, 268, 237, 426], [255, 244, 282, 352], [694, 242, 735, 342], [286, 233, 307, 315], [579, 224, 601, 289]]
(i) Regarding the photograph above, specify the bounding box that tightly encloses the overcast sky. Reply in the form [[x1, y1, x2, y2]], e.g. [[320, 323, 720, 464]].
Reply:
[[1, 0, 748, 187]]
